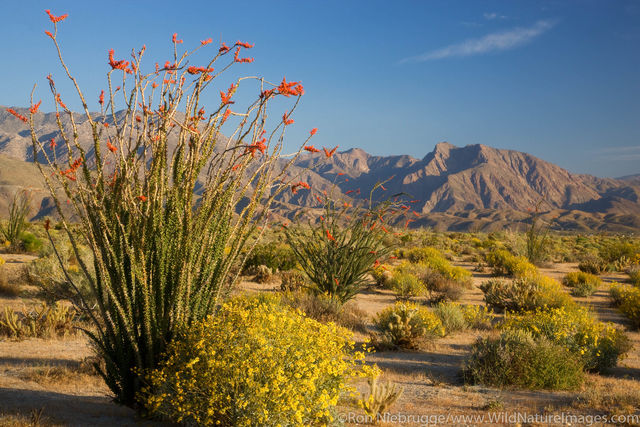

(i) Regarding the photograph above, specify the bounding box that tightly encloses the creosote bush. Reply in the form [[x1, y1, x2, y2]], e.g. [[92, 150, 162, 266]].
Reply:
[[609, 283, 640, 329], [480, 275, 573, 313], [242, 241, 298, 273], [463, 329, 584, 390], [22, 10, 311, 406], [144, 296, 376, 426], [387, 270, 424, 301], [433, 301, 467, 335], [562, 271, 601, 297]]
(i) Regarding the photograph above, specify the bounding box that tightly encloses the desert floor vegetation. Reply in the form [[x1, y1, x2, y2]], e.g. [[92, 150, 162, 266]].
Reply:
[[2, 227, 640, 425]]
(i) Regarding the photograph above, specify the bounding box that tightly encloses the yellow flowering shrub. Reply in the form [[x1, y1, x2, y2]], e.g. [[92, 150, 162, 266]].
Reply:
[[373, 302, 445, 349], [0, 256, 5, 267], [402, 247, 471, 282], [143, 296, 375, 426], [485, 249, 538, 278], [500, 306, 631, 372], [461, 304, 494, 329], [609, 282, 640, 329]]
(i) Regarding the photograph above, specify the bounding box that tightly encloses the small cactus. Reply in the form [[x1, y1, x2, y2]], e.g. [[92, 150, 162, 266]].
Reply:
[[360, 374, 403, 418]]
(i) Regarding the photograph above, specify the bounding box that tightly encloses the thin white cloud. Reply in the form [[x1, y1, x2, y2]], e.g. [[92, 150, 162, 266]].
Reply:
[[483, 12, 507, 20], [399, 20, 556, 63], [596, 145, 640, 154], [594, 145, 640, 161]]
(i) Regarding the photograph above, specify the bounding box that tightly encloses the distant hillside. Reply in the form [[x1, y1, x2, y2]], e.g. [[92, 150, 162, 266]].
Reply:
[[0, 106, 639, 232]]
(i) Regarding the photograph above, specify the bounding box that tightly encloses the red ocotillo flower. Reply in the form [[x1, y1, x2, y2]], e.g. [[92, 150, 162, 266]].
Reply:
[[172, 33, 183, 44], [236, 40, 254, 49], [219, 42, 230, 53], [45, 9, 68, 23], [137, 195, 148, 202], [304, 145, 321, 153], [106, 140, 117, 153], [221, 109, 232, 124], [282, 111, 294, 126], [98, 90, 104, 105], [29, 100, 42, 114], [201, 38, 212, 46], [108, 49, 129, 70], [323, 146, 338, 158], [220, 83, 236, 105], [310, 128, 318, 136], [44, 30, 54, 39], [49, 138, 57, 149], [325, 229, 336, 242], [233, 46, 254, 63], [276, 77, 304, 97], [6, 108, 28, 123]]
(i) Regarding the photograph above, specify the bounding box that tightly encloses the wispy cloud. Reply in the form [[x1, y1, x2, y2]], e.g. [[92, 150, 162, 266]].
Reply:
[[594, 145, 640, 161], [483, 12, 507, 20], [399, 20, 556, 63]]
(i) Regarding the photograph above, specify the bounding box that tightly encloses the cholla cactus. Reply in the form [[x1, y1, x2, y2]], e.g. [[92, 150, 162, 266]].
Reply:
[[360, 374, 403, 418]]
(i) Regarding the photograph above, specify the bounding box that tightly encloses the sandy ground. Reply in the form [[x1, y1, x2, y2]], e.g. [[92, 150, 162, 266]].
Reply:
[[0, 254, 639, 426]]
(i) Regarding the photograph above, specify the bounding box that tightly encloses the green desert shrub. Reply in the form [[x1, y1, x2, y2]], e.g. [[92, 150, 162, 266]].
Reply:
[[373, 302, 445, 350], [402, 247, 471, 284], [480, 275, 573, 313], [387, 270, 424, 301], [562, 271, 601, 297], [627, 264, 640, 287], [609, 283, 640, 329], [578, 255, 608, 275], [599, 239, 640, 265], [485, 249, 538, 278], [433, 301, 467, 335], [18, 232, 43, 254], [500, 306, 631, 372], [144, 297, 374, 425], [463, 329, 584, 390], [243, 241, 298, 273]]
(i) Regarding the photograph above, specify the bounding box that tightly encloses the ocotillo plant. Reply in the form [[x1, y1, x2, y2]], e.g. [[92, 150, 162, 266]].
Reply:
[[19, 10, 313, 406], [0, 190, 31, 251], [284, 179, 411, 305]]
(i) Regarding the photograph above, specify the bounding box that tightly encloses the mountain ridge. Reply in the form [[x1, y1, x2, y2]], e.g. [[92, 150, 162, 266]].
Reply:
[[0, 107, 638, 232]]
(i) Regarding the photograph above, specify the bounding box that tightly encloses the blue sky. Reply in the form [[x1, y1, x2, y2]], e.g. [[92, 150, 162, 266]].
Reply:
[[2, 0, 639, 177]]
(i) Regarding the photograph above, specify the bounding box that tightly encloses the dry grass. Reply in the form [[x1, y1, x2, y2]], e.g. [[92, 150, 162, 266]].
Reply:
[[17, 357, 101, 386], [0, 271, 21, 297], [0, 409, 54, 427], [573, 375, 640, 415]]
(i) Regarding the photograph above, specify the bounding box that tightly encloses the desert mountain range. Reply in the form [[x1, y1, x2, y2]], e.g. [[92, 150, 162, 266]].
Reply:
[[0, 106, 639, 232]]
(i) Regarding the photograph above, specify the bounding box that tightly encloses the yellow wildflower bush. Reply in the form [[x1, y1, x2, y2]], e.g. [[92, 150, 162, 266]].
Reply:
[[461, 304, 495, 329], [0, 256, 5, 267], [609, 282, 640, 329], [403, 247, 472, 282], [500, 306, 631, 372], [143, 296, 375, 426], [485, 249, 538, 278]]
